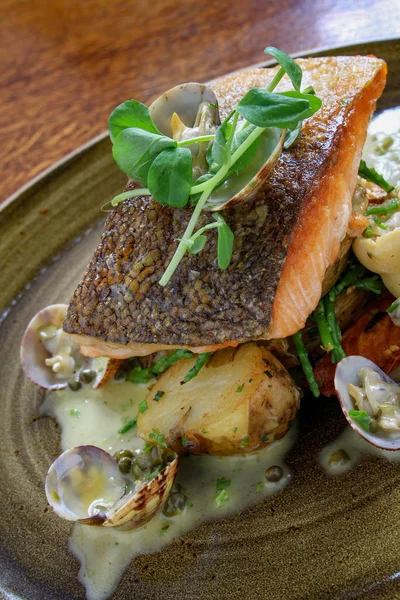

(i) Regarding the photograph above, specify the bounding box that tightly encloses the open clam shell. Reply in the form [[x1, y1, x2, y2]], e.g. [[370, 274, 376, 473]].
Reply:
[[21, 304, 120, 390], [335, 355, 400, 450], [45, 445, 179, 530], [149, 82, 219, 139], [20, 304, 73, 391], [204, 127, 286, 212]]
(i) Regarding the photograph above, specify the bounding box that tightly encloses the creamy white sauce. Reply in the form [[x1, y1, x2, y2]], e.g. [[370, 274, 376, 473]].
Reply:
[[363, 106, 400, 187], [42, 377, 296, 600], [319, 425, 400, 477]]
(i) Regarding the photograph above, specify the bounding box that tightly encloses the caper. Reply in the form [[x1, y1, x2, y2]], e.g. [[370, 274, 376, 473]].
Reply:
[[162, 492, 187, 517], [328, 449, 350, 466], [135, 452, 153, 471], [68, 379, 82, 392], [79, 369, 96, 384], [150, 445, 163, 467], [118, 456, 133, 474], [113, 449, 134, 462], [265, 465, 283, 482]]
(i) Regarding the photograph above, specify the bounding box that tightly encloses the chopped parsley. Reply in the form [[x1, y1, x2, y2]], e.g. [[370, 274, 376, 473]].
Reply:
[[201, 429, 208, 434], [181, 436, 189, 448], [387, 300, 400, 314], [161, 524, 170, 532], [118, 416, 138, 434], [153, 390, 165, 402], [69, 408, 80, 417], [216, 477, 231, 492], [265, 370, 273, 379], [260, 433, 268, 442], [215, 489, 229, 508], [254, 482, 264, 493], [236, 384, 244, 392], [232, 427, 238, 433], [138, 399, 148, 414], [148, 429, 168, 448], [240, 435, 250, 448]]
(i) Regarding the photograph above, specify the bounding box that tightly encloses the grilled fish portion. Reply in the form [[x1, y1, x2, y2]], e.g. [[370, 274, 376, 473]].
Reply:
[[64, 56, 386, 358]]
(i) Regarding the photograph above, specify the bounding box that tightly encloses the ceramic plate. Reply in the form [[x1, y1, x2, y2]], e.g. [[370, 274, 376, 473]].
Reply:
[[1, 39, 400, 600]]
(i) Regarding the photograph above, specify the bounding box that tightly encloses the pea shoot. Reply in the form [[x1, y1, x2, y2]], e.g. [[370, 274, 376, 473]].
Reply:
[[108, 46, 322, 286]]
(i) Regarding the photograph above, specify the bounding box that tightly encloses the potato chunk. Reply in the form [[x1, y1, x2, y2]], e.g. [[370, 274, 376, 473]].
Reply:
[[137, 343, 300, 455]]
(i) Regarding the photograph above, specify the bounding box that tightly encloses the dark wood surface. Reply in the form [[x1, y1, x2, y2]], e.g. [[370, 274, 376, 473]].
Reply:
[[1, 0, 399, 203]]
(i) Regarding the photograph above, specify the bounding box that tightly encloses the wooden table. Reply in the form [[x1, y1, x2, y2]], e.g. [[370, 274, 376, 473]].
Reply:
[[1, 0, 399, 203]]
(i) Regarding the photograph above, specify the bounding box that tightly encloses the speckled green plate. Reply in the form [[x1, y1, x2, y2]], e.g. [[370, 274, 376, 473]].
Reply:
[[1, 39, 400, 600]]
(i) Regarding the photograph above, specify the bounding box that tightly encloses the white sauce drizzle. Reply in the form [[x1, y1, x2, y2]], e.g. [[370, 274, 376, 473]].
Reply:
[[319, 425, 400, 477], [42, 377, 296, 600]]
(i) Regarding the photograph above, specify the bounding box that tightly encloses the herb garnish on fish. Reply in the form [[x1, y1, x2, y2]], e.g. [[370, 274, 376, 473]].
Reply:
[[108, 47, 322, 286]]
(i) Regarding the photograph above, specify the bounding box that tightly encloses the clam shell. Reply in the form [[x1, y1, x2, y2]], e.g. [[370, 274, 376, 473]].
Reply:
[[335, 355, 400, 450], [149, 82, 219, 138], [45, 445, 179, 530], [104, 456, 179, 530], [20, 304, 71, 390], [204, 127, 286, 212], [91, 357, 123, 389]]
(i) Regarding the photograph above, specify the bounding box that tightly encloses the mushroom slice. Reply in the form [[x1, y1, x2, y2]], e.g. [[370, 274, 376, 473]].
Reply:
[[45, 445, 179, 530], [335, 355, 400, 450], [203, 127, 285, 212], [21, 304, 121, 390]]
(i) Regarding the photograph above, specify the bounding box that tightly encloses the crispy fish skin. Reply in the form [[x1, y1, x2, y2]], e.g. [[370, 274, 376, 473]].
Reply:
[[64, 56, 386, 357]]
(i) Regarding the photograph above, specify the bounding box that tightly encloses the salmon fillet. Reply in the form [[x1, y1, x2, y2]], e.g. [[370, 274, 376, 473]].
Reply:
[[64, 56, 387, 358]]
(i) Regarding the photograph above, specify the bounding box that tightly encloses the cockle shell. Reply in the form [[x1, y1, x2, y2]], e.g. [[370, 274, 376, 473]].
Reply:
[[335, 355, 400, 450], [45, 445, 179, 530], [21, 304, 121, 390]]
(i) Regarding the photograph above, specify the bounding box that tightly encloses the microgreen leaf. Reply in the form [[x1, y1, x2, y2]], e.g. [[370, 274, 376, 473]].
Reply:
[[188, 235, 207, 254], [348, 410, 371, 432], [284, 123, 302, 149], [264, 46, 302, 91], [237, 90, 312, 129], [214, 213, 234, 270], [147, 147, 192, 208], [109, 100, 162, 143], [112, 127, 176, 184], [279, 91, 322, 119], [228, 123, 260, 174], [358, 160, 394, 193]]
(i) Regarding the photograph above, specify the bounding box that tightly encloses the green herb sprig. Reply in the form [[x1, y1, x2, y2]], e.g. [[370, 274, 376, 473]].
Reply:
[[108, 47, 322, 286]]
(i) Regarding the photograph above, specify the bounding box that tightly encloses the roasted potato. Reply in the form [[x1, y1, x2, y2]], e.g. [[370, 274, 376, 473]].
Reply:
[[137, 343, 300, 455]]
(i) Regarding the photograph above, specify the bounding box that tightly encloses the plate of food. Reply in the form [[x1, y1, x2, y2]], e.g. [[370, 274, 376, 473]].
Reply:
[[1, 38, 400, 600]]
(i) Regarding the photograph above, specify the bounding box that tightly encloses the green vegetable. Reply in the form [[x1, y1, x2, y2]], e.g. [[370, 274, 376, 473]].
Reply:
[[354, 276, 385, 295], [366, 198, 398, 216], [181, 436, 189, 448], [363, 225, 374, 238], [112, 128, 176, 185], [236, 90, 315, 129], [147, 147, 193, 208], [108, 99, 162, 143], [69, 408, 80, 417], [215, 213, 234, 270], [153, 390, 165, 402], [182, 352, 212, 383], [148, 429, 168, 448], [373, 216, 388, 230], [118, 416, 138, 434], [254, 481, 264, 493], [292, 331, 320, 397], [264, 370, 273, 379], [215, 489, 229, 508], [324, 295, 346, 363], [312, 299, 334, 352], [260, 433, 268, 442], [387, 300, 400, 314], [264, 46, 302, 91], [153, 349, 194, 374], [236, 384, 244, 393], [233, 427, 238, 433], [240, 435, 250, 448], [348, 409, 371, 432], [161, 524, 170, 532], [329, 263, 367, 299], [358, 160, 394, 193], [216, 477, 231, 492], [138, 399, 148, 414]]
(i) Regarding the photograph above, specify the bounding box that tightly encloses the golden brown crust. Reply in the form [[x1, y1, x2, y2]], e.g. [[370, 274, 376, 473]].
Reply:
[[64, 56, 387, 350]]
